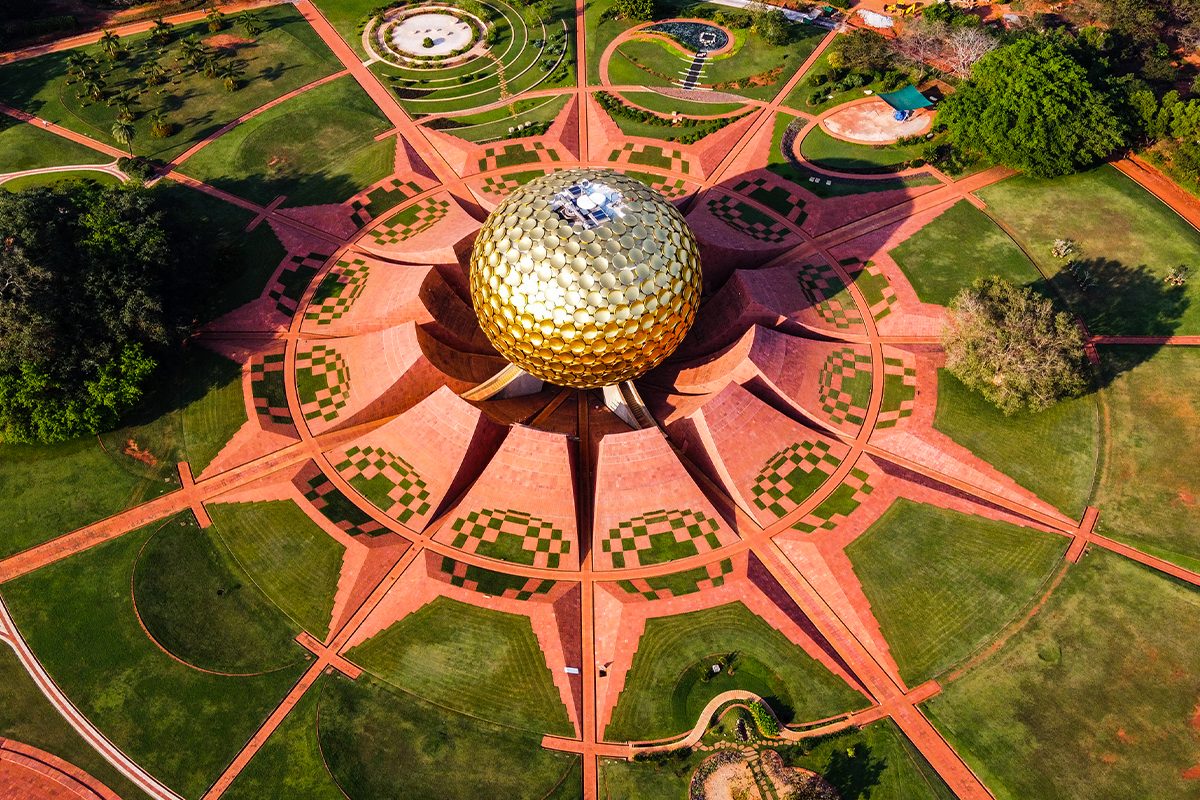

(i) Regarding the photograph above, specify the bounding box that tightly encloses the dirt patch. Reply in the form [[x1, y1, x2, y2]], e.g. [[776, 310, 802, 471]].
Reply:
[[124, 439, 158, 466], [1190, 702, 1200, 729], [206, 34, 253, 49], [1183, 764, 1200, 779], [1172, 490, 1196, 508]]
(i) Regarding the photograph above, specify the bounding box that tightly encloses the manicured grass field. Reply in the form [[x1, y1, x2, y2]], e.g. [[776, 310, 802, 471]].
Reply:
[[0, 115, 109, 173], [599, 757, 692, 799], [0, 644, 154, 800], [702, 26, 825, 102], [181, 348, 247, 476], [888, 199, 1048, 306], [0, 6, 343, 162], [846, 500, 1068, 686], [586, 0, 638, 85], [346, 596, 574, 736], [618, 90, 747, 116], [208, 500, 345, 640], [222, 675, 345, 800], [178, 75, 394, 207], [609, 42, 676, 88], [977, 165, 1200, 335], [604, 601, 868, 741], [0, 169, 123, 190], [800, 126, 927, 172], [923, 548, 1200, 799], [0, 435, 175, 559], [933, 369, 1099, 519], [1, 516, 307, 800], [152, 180, 288, 324], [309, 0, 380, 58], [1093, 346, 1200, 570], [776, 719, 957, 800], [784, 45, 874, 115], [133, 515, 304, 673], [433, 95, 570, 144], [319, 674, 582, 800]]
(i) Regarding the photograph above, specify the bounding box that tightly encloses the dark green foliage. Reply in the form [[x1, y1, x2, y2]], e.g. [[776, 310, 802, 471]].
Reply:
[[942, 276, 1089, 414], [749, 700, 779, 736], [613, 0, 654, 20], [0, 182, 204, 442], [757, 9, 790, 46], [829, 29, 891, 72], [939, 37, 1124, 177]]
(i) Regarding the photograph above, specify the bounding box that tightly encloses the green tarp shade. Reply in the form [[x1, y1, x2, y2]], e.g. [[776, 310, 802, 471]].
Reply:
[[879, 85, 933, 112]]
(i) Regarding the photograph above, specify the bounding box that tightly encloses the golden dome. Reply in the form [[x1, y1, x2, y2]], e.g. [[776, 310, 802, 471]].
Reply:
[[469, 169, 701, 389]]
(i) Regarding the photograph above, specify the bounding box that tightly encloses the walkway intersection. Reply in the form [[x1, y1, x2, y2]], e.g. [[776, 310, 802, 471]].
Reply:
[[1, 5, 1200, 800]]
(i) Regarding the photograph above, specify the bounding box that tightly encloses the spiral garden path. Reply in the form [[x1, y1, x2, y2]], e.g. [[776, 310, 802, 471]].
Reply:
[[4, 3, 1200, 800]]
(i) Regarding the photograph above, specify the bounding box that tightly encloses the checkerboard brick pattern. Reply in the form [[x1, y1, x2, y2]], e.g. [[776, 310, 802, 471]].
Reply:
[[876, 356, 917, 429], [268, 253, 324, 316], [350, 178, 423, 227], [706, 195, 795, 244], [751, 441, 843, 519], [434, 555, 556, 600], [334, 445, 431, 525], [818, 347, 873, 428], [614, 558, 735, 600], [449, 508, 571, 569], [250, 352, 291, 426], [840, 258, 899, 322], [367, 197, 451, 246], [607, 143, 691, 174], [476, 142, 560, 173], [731, 177, 808, 225], [601, 508, 722, 568], [796, 261, 864, 330], [304, 259, 371, 325], [480, 169, 546, 197], [296, 344, 351, 422], [791, 467, 874, 533], [301, 469, 387, 537]]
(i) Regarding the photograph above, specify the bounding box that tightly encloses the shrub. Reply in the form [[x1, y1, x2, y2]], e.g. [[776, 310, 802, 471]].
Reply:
[[749, 701, 779, 737], [422, 36, 435, 48]]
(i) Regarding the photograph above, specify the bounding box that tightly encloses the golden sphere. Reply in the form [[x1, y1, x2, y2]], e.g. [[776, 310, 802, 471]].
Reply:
[[469, 169, 701, 389]]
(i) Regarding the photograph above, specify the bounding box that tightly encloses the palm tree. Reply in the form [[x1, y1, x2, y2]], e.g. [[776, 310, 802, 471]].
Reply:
[[111, 120, 135, 156], [141, 61, 168, 87], [149, 110, 173, 138], [202, 56, 220, 79], [239, 10, 264, 38], [79, 77, 106, 102], [112, 91, 138, 122], [205, 7, 225, 32], [151, 17, 174, 43], [66, 52, 90, 76], [219, 61, 245, 92], [176, 34, 202, 64], [98, 29, 121, 60]]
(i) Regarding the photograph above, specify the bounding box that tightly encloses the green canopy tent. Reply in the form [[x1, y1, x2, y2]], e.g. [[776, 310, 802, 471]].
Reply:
[[878, 85, 933, 121]]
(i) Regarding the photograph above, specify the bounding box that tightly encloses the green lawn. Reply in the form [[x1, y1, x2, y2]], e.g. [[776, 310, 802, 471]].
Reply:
[[152, 180, 288, 324], [604, 601, 868, 741], [1, 169, 123, 190], [0, 435, 175, 559], [133, 515, 304, 673], [0, 115, 109, 172], [181, 347, 247, 475], [309, 0, 379, 58], [800, 126, 928, 173], [208, 500, 346, 641], [617, 90, 747, 116], [608, 43, 676, 88], [775, 719, 957, 800], [0, 644, 154, 800], [319, 673, 581, 800], [846, 499, 1069, 687], [222, 675, 345, 800], [888, 199, 1048, 306], [431, 94, 570, 144], [1093, 346, 1200, 570], [586, 0, 638, 85], [923, 548, 1200, 800], [702, 26, 825, 102], [933, 369, 1099, 519], [599, 757, 692, 800], [784, 44, 874, 115], [0, 6, 342, 162], [977, 165, 1200, 336], [346, 596, 574, 736], [178, 75, 394, 207], [1, 516, 307, 800]]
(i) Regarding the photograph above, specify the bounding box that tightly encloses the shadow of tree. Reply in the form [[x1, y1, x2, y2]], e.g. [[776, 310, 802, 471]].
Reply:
[[822, 742, 887, 800], [1056, 257, 1189, 337]]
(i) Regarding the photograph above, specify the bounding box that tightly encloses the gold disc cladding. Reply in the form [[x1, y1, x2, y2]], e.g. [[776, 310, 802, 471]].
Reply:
[[469, 169, 701, 389]]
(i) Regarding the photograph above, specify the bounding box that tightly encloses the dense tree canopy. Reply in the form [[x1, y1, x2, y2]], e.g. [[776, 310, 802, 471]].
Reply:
[[938, 37, 1125, 177], [943, 277, 1090, 414], [828, 29, 892, 72], [0, 182, 191, 442]]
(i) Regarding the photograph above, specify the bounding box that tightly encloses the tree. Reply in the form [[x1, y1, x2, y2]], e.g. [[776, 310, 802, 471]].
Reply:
[[523, 0, 553, 27], [111, 92, 137, 122], [942, 277, 1089, 414], [937, 37, 1125, 177], [111, 119, 135, 155], [79, 77, 106, 102], [219, 61, 244, 92], [894, 15, 946, 78], [944, 26, 996, 77], [98, 29, 121, 60], [757, 9, 790, 46], [206, 7, 225, 32], [141, 60, 168, 87], [239, 10, 264, 38], [149, 110, 174, 137], [0, 183, 195, 443], [830, 29, 892, 72], [612, 0, 654, 22], [151, 17, 174, 43]]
